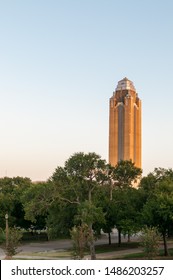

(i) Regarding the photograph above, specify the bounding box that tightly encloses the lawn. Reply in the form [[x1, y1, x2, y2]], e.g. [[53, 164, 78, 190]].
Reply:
[[95, 242, 140, 254], [114, 248, 173, 260]]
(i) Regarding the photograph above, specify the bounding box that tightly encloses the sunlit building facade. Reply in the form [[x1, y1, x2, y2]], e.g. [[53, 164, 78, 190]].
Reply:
[[109, 77, 141, 168]]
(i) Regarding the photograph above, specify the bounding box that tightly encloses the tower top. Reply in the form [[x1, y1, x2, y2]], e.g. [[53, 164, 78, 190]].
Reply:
[[115, 77, 136, 92]]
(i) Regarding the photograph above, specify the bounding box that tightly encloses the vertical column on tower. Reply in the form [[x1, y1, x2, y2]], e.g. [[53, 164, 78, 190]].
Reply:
[[124, 92, 134, 162]]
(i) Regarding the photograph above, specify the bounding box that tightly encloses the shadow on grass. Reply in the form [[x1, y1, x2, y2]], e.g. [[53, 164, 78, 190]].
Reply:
[[95, 242, 140, 254], [114, 248, 173, 260]]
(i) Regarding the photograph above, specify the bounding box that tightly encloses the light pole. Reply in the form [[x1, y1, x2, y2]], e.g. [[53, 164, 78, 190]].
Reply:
[[5, 213, 9, 249]]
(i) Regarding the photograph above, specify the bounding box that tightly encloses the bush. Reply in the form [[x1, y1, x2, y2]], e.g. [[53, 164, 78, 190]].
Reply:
[[5, 228, 23, 257], [140, 227, 161, 259], [70, 224, 92, 259], [0, 228, 5, 244]]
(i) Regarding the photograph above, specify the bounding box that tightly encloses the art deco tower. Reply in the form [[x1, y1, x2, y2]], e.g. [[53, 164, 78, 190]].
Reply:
[[109, 77, 141, 168]]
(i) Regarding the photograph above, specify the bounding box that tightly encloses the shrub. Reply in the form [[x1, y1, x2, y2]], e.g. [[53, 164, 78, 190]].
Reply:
[[70, 224, 92, 259], [140, 227, 161, 259], [5, 228, 23, 257], [0, 228, 5, 244]]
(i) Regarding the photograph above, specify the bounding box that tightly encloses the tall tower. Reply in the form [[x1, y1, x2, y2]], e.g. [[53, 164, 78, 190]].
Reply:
[[109, 77, 141, 168]]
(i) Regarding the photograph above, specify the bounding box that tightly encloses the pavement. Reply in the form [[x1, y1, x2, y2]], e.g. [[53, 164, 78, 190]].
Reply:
[[0, 233, 137, 260], [0, 248, 5, 260], [0, 246, 143, 260], [1, 234, 173, 260]]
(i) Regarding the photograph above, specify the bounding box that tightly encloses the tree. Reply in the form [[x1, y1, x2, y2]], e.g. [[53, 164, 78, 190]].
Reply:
[[140, 171, 173, 256], [96, 185, 115, 244], [0, 177, 32, 229], [46, 202, 77, 239], [51, 152, 108, 259], [107, 160, 142, 245], [111, 160, 142, 189], [22, 152, 108, 259], [110, 187, 142, 245], [142, 189, 173, 256], [22, 182, 53, 222], [139, 167, 173, 195]]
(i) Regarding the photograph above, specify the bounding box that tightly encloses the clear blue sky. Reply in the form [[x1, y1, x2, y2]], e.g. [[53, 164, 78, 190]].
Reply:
[[0, 0, 173, 181]]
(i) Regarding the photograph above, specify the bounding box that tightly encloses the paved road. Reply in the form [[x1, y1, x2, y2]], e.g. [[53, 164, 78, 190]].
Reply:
[[0, 248, 5, 259], [0, 233, 139, 260], [16, 233, 138, 253]]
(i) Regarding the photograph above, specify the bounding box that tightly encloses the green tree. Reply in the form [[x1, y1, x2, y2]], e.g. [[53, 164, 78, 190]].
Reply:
[[110, 187, 142, 245], [22, 182, 53, 222], [140, 172, 173, 256], [51, 152, 108, 259], [106, 161, 142, 245], [0, 177, 32, 229], [22, 178, 79, 239], [23, 152, 108, 259], [46, 202, 77, 239], [95, 186, 115, 244], [111, 160, 142, 189]]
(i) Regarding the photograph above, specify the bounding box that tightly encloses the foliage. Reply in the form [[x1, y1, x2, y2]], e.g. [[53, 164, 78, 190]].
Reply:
[[51, 152, 108, 203], [22, 182, 52, 222], [93, 160, 142, 245], [0, 228, 5, 244], [0, 177, 32, 229], [104, 187, 143, 245], [51, 152, 108, 259], [140, 170, 173, 256], [2, 154, 173, 261], [139, 167, 173, 194], [21, 231, 48, 241], [111, 160, 142, 188], [75, 201, 105, 226], [5, 227, 23, 257], [70, 223, 93, 259], [46, 202, 77, 239], [140, 227, 161, 259]]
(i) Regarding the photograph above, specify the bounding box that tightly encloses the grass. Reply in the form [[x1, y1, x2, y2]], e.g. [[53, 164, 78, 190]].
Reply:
[[13, 249, 72, 259], [95, 242, 140, 254], [114, 248, 173, 260]]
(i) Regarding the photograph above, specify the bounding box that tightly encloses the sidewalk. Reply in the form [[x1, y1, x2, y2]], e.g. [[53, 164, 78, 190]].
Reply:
[[84, 248, 143, 260], [0, 248, 5, 260]]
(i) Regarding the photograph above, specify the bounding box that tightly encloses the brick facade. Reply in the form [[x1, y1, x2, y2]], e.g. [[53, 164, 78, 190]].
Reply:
[[109, 77, 141, 168]]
